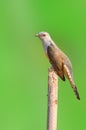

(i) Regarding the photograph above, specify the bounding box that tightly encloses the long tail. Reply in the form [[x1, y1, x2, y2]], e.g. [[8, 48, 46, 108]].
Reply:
[[64, 65, 80, 100]]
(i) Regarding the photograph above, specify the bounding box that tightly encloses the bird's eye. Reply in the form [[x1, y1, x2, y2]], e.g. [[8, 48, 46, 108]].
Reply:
[[42, 34, 46, 37]]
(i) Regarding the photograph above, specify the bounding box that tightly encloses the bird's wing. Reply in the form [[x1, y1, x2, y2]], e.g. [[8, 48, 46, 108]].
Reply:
[[47, 44, 65, 81], [63, 58, 73, 79]]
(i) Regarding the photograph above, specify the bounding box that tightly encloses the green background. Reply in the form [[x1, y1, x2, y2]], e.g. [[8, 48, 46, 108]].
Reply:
[[0, 0, 85, 130]]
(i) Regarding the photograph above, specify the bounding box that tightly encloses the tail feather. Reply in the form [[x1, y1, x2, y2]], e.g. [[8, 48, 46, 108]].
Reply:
[[64, 65, 80, 100], [73, 85, 80, 100]]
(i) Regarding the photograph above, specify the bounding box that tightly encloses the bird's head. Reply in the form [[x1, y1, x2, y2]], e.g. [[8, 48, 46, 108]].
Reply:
[[35, 32, 51, 42]]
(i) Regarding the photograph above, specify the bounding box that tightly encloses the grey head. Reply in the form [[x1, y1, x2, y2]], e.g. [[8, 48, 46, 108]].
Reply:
[[35, 32, 52, 42], [35, 31, 57, 53]]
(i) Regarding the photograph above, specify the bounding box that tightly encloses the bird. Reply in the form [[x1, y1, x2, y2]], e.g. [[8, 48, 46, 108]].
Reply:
[[35, 31, 80, 100]]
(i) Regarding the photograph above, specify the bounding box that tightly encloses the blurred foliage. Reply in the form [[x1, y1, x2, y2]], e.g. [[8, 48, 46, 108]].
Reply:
[[0, 0, 86, 130]]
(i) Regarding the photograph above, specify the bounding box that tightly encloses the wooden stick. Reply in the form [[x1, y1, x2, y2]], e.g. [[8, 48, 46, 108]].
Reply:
[[47, 68, 58, 130]]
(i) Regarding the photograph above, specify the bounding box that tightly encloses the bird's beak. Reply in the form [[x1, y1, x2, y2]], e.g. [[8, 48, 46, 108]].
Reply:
[[35, 34, 39, 37]]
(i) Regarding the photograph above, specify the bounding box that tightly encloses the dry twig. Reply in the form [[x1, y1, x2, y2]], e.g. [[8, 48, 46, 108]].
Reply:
[[47, 68, 58, 130]]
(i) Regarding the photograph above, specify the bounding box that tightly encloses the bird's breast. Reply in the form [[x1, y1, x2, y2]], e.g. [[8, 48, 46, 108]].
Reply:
[[42, 41, 51, 53]]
